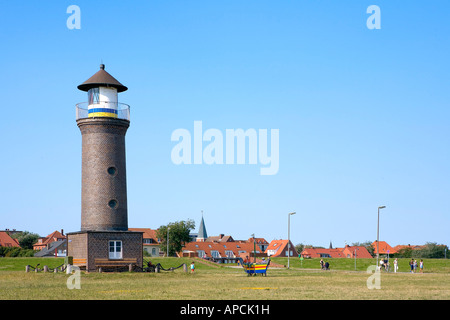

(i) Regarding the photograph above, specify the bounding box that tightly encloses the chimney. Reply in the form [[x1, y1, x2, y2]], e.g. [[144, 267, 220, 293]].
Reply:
[[61, 229, 64, 236]]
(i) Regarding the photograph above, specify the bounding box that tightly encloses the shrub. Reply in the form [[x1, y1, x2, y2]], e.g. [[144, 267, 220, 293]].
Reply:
[[0, 246, 36, 257]]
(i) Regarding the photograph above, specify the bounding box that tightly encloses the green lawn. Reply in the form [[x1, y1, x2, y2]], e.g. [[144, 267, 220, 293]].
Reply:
[[272, 257, 450, 274], [0, 257, 449, 300]]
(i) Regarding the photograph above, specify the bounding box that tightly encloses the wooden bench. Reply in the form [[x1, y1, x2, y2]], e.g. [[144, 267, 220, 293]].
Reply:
[[73, 258, 87, 266], [95, 258, 138, 272]]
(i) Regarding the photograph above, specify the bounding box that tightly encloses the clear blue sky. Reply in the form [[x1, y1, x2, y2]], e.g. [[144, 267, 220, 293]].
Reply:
[[0, 1, 448, 248]]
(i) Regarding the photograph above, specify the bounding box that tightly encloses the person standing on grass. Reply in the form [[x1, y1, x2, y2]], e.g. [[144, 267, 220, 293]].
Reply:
[[420, 260, 424, 273], [409, 259, 414, 273], [190, 261, 195, 273], [394, 258, 398, 273]]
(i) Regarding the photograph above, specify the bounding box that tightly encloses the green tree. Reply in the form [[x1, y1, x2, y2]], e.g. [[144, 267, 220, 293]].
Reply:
[[156, 219, 195, 257], [295, 243, 304, 255], [10, 231, 40, 250], [397, 247, 413, 258], [352, 241, 375, 257], [415, 243, 448, 259]]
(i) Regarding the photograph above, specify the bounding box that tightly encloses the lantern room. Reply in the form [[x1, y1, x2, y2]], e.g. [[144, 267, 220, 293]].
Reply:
[[76, 64, 129, 120]]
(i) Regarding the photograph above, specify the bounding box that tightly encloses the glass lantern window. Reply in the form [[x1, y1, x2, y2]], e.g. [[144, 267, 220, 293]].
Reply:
[[88, 88, 100, 104]]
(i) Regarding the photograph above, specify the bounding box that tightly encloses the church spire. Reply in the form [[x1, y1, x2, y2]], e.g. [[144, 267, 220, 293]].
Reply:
[[197, 211, 208, 242]]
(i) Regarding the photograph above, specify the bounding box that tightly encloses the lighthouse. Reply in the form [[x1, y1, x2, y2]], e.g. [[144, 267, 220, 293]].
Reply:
[[67, 64, 142, 272]]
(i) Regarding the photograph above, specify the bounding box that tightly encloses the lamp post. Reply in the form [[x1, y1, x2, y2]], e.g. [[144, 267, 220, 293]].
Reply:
[[376, 206, 386, 268], [251, 233, 256, 263], [167, 226, 170, 257], [288, 212, 296, 269]]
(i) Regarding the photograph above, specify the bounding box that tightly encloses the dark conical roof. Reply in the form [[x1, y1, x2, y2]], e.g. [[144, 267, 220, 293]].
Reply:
[[198, 215, 208, 240], [77, 64, 128, 92]]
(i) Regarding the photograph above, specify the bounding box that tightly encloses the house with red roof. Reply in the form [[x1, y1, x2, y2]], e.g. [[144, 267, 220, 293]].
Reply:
[[33, 230, 67, 257], [0, 231, 20, 248], [372, 241, 397, 255], [392, 244, 424, 253], [301, 245, 373, 259], [301, 247, 346, 258], [341, 245, 373, 258], [206, 234, 235, 243], [265, 239, 298, 258], [129, 228, 161, 257], [180, 240, 259, 263], [33, 230, 66, 251]]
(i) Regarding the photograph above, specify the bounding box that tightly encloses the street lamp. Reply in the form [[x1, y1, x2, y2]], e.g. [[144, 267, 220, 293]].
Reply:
[[376, 206, 386, 268], [167, 226, 170, 257], [251, 233, 256, 263], [288, 212, 296, 269]]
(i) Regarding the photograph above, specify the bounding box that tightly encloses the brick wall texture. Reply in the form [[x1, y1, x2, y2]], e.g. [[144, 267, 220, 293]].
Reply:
[[77, 117, 130, 231], [68, 231, 143, 272]]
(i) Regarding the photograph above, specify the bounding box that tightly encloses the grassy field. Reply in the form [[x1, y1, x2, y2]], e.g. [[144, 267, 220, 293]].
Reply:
[[0, 257, 449, 300]]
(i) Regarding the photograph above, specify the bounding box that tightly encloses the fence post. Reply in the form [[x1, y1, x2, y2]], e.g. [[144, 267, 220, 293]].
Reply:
[[25, 265, 30, 273]]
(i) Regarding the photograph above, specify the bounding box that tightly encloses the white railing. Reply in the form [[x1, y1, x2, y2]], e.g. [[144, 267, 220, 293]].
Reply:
[[76, 102, 130, 121]]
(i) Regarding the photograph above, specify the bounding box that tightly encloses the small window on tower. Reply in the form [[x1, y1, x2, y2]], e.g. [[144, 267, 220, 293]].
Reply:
[[108, 199, 118, 209], [88, 88, 100, 104], [107, 167, 117, 176]]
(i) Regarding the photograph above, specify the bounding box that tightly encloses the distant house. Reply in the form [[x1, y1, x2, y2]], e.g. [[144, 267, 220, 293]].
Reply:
[[33, 230, 66, 252], [301, 245, 372, 259], [33, 230, 67, 257], [180, 240, 259, 263], [249, 237, 270, 253], [0, 231, 21, 248], [301, 247, 346, 258], [129, 228, 161, 257], [392, 244, 425, 253], [206, 234, 235, 243], [341, 245, 373, 259], [265, 240, 298, 258], [34, 239, 67, 257], [372, 241, 397, 255]]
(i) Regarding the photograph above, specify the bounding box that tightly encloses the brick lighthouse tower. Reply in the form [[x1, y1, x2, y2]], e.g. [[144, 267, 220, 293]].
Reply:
[[67, 64, 142, 272]]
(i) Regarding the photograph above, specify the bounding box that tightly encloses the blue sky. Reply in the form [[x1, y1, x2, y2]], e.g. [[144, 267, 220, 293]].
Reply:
[[0, 1, 448, 248]]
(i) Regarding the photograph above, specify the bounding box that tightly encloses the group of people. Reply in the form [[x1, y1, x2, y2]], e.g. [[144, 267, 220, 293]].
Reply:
[[409, 258, 424, 273], [381, 258, 424, 273], [379, 258, 390, 271], [319, 259, 330, 270]]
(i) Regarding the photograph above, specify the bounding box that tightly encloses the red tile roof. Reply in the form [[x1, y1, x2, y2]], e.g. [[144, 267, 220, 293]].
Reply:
[[372, 241, 396, 254], [341, 245, 373, 258], [392, 244, 424, 252], [265, 240, 298, 257], [301, 247, 346, 258], [181, 241, 257, 258], [301, 245, 373, 259], [33, 230, 66, 250], [0, 231, 20, 248], [129, 228, 159, 244]]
